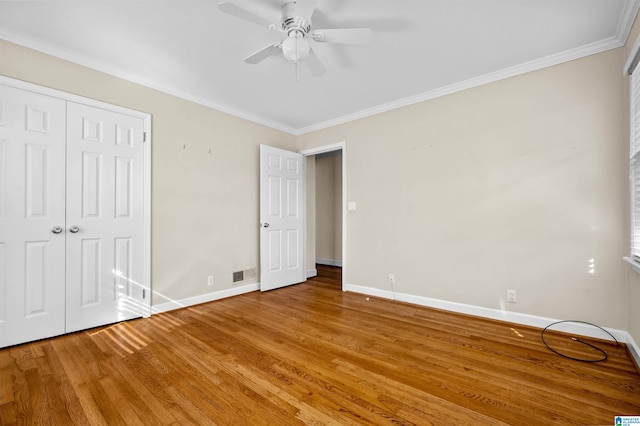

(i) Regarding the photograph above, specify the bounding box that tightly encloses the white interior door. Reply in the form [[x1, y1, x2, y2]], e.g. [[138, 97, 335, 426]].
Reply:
[[260, 145, 305, 291], [65, 102, 147, 332], [0, 85, 67, 347]]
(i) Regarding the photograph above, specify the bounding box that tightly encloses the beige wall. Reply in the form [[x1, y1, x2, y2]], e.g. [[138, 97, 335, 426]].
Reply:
[[624, 15, 640, 346], [298, 48, 629, 330], [0, 40, 297, 305], [315, 152, 342, 264], [2, 36, 637, 335]]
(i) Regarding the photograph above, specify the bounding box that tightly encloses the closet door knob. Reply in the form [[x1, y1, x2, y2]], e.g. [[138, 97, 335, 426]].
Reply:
[[69, 225, 80, 233], [51, 226, 63, 234]]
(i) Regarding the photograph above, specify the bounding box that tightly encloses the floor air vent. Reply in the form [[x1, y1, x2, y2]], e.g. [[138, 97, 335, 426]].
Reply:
[[233, 268, 256, 283]]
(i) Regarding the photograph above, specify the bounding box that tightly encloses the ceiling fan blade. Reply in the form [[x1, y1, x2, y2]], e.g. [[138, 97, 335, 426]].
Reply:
[[217, 2, 279, 30], [243, 42, 282, 64], [311, 28, 374, 45], [306, 48, 326, 77], [294, 0, 318, 20]]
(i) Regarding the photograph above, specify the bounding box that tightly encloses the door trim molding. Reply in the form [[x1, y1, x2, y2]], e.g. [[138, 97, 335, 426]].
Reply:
[[300, 141, 346, 291], [0, 75, 153, 318]]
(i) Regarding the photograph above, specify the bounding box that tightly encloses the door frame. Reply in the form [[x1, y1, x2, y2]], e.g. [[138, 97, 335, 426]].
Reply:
[[0, 76, 153, 318], [300, 141, 346, 290]]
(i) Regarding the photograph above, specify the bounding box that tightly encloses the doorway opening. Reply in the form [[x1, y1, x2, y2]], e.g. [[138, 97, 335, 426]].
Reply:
[[301, 142, 346, 290]]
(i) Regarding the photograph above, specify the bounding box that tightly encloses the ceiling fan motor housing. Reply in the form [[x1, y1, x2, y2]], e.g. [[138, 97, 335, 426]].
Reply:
[[281, 2, 311, 36], [280, 2, 312, 62]]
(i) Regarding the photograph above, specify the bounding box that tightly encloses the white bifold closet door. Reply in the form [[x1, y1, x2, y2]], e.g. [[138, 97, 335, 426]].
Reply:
[[0, 85, 67, 346], [0, 84, 146, 348], [65, 102, 145, 333]]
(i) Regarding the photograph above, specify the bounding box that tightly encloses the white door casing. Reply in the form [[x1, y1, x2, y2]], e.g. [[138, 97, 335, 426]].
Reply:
[[65, 102, 147, 332], [260, 145, 305, 291], [0, 85, 67, 347]]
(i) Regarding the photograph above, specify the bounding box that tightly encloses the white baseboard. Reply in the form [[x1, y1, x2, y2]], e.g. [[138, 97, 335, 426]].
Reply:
[[316, 258, 342, 267], [151, 283, 260, 314], [149, 280, 640, 369], [344, 283, 639, 365], [307, 269, 318, 278], [627, 335, 640, 369]]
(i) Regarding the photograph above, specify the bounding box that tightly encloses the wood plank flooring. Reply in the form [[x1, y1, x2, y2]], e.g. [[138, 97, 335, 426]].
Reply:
[[1, 265, 639, 425]]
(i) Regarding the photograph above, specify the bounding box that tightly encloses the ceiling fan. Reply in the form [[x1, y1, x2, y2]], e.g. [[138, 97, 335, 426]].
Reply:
[[217, 0, 374, 76]]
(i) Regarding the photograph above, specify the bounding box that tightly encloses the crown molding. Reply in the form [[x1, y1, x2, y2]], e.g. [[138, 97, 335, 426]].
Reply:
[[296, 0, 640, 135], [617, 0, 640, 42], [0, 33, 299, 135], [296, 36, 625, 135], [3, 0, 638, 139]]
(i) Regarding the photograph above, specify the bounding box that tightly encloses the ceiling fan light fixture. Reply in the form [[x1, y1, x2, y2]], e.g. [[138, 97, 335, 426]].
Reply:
[[217, 0, 373, 75], [282, 33, 310, 63]]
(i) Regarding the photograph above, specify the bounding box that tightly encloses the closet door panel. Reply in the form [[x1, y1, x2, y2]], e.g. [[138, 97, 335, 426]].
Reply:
[[0, 84, 66, 348], [65, 102, 146, 333]]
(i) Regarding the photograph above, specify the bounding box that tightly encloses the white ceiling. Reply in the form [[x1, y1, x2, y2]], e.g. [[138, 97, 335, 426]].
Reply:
[[1, 0, 638, 134]]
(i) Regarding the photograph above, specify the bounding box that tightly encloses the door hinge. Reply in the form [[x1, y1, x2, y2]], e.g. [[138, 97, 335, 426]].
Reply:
[[143, 132, 147, 143], [142, 289, 146, 299]]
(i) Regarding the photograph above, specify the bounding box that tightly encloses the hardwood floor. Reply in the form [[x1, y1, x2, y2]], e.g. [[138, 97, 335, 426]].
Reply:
[[1, 264, 639, 425]]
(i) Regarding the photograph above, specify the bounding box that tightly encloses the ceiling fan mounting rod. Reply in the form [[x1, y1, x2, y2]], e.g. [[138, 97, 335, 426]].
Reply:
[[281, 2, 311, 37]]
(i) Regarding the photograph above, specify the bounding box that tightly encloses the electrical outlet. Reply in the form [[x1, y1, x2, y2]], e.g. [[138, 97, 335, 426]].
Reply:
[[207, 275, 215, 286], [388, 274, 395, 285], [507, 289, 517, 303]]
